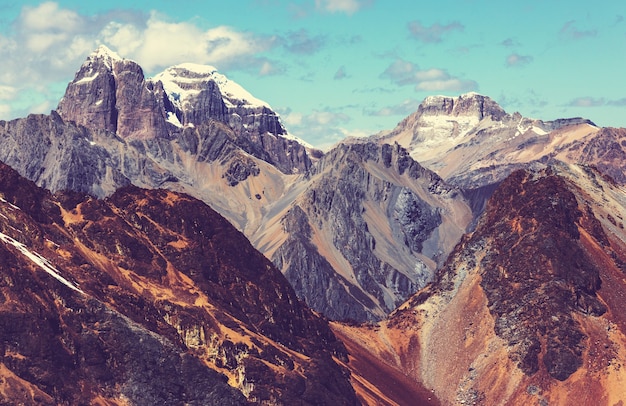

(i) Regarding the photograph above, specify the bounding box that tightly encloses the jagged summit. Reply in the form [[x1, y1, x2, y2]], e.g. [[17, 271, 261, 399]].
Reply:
[[84, 44, 124, 69], [419, 92, 507, 121]]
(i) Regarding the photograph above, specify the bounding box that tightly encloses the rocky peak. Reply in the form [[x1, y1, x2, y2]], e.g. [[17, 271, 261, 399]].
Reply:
[[418, 92, 507, 121], [57, 46, 170, 139], [84, 44, 124, 69], [150, 64, 230, 126], [56, 47, 122, 133], [151, 63, 312, 174], [154, 63, 270, 109]]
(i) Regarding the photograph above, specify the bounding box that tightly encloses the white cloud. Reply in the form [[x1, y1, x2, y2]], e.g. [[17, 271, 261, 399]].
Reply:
[[408, 21, 464, 43], [315, 0, 368, 15], [304, 110, 350, 126], [101, 21, 144, 57], [99, 14, 274, 72], [282, 109, 353, 149], [381, 59, 477, 93], [20, 2, 82, 33], [415, 78, 474, 92], [0, 85, 17, 101], [0, 3, 278, 120], [414, 68, 447, 81], [506, 53, 533, 67]]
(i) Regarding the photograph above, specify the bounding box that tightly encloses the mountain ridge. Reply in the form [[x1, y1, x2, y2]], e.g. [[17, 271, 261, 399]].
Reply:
[[372, 92, 626, 192], [0, 160, 358, 405], [334, 162, 626, 404], [2, 45, 626, 404]]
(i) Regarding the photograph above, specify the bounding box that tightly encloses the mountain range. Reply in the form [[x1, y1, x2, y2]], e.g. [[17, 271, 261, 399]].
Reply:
[[1, 45, 626, 404]]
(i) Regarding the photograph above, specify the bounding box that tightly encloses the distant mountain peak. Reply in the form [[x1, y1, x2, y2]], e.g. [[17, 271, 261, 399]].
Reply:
[[419, 92, 507, 121]]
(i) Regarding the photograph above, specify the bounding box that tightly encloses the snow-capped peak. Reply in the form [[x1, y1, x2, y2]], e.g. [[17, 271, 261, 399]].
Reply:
[[153, 63, 271, 110], [83, 44, 124, 70]]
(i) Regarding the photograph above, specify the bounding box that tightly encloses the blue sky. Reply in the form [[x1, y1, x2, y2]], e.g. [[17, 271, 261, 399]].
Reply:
[[0, 1, 624, 148]]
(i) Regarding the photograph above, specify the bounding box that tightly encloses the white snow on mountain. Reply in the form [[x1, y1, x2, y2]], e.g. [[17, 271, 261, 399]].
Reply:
[[84, 45, 123, 70], [0, 231, 84, 294], [153, 63, 271, 111]]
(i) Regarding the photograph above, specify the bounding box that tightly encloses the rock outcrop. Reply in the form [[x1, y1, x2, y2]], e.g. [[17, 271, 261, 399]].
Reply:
[[153, 63, 314, 175], [57, 45, 171, 140]]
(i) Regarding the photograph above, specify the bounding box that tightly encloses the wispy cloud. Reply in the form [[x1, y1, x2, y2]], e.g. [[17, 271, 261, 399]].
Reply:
[[407, 21, 464, 43], [560, 20, 598, 39], [281, 29, 326, 54], [506, 53, 533, 67], [368, 99, 421, 116], [334, 66, 348, 80], [381, 59, 477, 92], [314, 0, 371, 15], [500, 38, 519, 47], [258, 60, 284, 76], [568, 96, 626, 107], [568, 97, 606, 107], [608, 98, 626, 106]]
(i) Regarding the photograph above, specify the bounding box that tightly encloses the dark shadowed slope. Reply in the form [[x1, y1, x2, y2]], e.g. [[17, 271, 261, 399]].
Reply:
[[0, 161, 357, 405]]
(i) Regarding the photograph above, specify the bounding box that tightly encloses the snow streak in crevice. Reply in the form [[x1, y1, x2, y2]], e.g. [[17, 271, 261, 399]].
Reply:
[[0, 231, 84, 294]]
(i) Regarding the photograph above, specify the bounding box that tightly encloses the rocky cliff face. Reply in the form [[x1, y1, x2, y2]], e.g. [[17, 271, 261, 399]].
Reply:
[[57, 45, 171, 140], [332, 163, 626, 405], [0, 162, 357, 405], [53, 45, 313, 181], [416, 92, 507, 121], [257, 141, 473, 322]]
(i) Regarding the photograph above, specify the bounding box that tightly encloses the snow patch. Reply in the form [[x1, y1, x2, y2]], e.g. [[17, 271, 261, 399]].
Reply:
[[0, 197, 20, 211], [0, 232, 84, 294], [152, 64, 271, 113], [75, 72, 99, 84], [84, 45, 123, 70], [166, 112, 183, 128], [531, 126, 548, 135]]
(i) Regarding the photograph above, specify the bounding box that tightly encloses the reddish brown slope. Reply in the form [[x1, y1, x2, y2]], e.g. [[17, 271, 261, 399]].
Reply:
[[0, 162, 357, 405], [332, 164, 626, 405]]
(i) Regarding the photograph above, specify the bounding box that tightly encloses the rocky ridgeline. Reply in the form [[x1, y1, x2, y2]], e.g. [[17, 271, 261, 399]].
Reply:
[[375, 92, 623, 191], [416, 92, 508, 120], [407, 168, 612, 381]]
